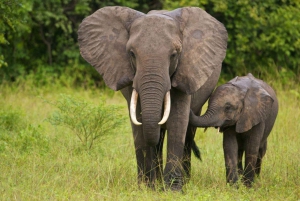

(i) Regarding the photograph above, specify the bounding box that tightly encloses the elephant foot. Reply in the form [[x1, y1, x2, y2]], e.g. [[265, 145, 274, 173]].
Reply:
[[242, 170, 255, 187], [242, 178, 254, 188], [162, 183, 183, 192], [182, 161, 191, 179], [244, 182, 253, 188], [163, 173, 184, 192], [225, 167, 239, 185], [137, 175, 156, 190], [226, 181, 239, 189]]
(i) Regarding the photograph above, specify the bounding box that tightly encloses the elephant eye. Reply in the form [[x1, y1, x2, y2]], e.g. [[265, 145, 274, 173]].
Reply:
[[170, 52, 177, 59], [128, 50, 136, 72], [225, 104, 231, 112], [129, 50, 136, 59]]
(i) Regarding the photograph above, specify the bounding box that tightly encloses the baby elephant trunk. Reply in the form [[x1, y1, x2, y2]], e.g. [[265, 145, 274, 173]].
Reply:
[[189, 108, 220, 128]]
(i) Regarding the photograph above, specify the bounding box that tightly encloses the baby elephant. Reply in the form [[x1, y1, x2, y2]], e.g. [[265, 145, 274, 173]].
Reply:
[[189, 73, 278, 187]]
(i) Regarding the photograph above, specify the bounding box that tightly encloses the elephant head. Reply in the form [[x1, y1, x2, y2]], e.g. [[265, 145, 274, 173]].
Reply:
[[78, 7, 227, 145], [189, 73, 274, 133]]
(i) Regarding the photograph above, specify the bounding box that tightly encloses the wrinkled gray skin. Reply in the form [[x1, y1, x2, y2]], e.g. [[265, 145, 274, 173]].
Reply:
[[78, 6, 227, 191], [189, 73, 278, 187]]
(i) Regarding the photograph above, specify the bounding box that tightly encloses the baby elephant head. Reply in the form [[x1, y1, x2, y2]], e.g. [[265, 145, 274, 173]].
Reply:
[[190, 74, 274, 133]]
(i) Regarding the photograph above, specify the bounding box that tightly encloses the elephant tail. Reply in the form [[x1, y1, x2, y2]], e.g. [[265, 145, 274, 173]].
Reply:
[[192, 140, 202, 161]]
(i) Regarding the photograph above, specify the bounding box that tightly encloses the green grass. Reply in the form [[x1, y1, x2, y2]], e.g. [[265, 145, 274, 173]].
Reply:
[[0, 80, 299, 200]]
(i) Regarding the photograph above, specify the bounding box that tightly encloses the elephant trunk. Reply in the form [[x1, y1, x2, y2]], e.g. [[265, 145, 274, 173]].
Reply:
[[140, 83, 168, 146], [130, 70, 170, 146], [189, 104, 220, 127]]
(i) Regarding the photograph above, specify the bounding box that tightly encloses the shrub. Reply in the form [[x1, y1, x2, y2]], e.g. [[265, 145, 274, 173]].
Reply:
[[0, 107, 49, 154], [0, 106, 26, 132], [47, 94, 126, 150]]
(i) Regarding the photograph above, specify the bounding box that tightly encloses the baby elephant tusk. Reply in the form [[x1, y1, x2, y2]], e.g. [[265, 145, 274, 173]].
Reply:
[[158, 91, 171, 125], [130, 89, 142, 125]]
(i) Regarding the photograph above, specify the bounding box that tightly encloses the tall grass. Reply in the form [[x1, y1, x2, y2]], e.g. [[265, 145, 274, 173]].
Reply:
[[0, 77, 299, 200]]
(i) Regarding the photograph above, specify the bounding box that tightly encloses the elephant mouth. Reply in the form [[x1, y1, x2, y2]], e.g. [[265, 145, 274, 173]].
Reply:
[[216, 126, 226, 132], [214, 126, 228, 133], [130, 89, 171, 125], [215, 124, 235, 133], [215, 120, 234, 133]]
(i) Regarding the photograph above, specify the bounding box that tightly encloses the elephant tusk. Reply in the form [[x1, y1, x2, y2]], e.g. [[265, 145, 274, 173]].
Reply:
[[158, 91, 171, 125], [217, 127, 220, 134], [130, 89, 142, 125]]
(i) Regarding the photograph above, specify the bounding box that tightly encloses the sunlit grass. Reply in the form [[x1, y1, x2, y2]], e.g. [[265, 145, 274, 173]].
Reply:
[[0, 79, 299, 200]]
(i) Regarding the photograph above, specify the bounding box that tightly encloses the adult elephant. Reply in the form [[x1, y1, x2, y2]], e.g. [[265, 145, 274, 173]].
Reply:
[[78, 6, 227, 191]]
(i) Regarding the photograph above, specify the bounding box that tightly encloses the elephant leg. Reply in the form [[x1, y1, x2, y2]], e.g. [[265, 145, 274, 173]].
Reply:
[[183, 125, 197, 179], [255, 141, 267, 176], [164, 89, 191, 191], [237, 136, 244, 175], [132, 124, 158, 187], [154, 129, 166, 183], [132, 123, 161, 188], [223, 128, 239, 185], [121, 87, 158, 188], [243, 124, 264, 187], [237, 149, 244, 175]]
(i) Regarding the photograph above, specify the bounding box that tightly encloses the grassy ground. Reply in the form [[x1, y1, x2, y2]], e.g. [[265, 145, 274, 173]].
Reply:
[[0, 81, 299, 200]]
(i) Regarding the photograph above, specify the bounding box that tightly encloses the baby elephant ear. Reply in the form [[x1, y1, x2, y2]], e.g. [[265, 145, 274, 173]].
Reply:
[[165, 7, 228, 94], [78, 7, 144, 91], [236, 86, 274, 133]]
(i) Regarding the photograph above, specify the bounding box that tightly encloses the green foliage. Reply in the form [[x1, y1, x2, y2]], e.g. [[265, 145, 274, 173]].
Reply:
[[164, 0, 300, 80], [0, 106, 49, 154], [47, 94, 126, 150], [11, 64, 102, 89], [0, 106, 26, 132], [0, 0, 160, 84], [0, 0, 23, 67], [164, 0, 199, 8], [1, 0, 299, 85]]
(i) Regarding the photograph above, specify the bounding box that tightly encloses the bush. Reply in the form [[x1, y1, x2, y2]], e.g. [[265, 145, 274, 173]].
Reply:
[[11, 64, 103, 90], [47, 94, 126, 150], [0, 107, 49, 154], [0, 106, 26, 132]]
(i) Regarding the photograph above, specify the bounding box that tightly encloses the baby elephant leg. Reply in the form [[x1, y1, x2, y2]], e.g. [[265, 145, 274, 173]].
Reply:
[[255, 141, 267, 176], [223, 129, 239, 185], [243, 124, 264, 187], [237, 136, 244, 175]]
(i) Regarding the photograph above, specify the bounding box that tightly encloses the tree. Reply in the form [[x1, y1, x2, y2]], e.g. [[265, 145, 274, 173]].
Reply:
[[0, 0, 162, 83], [164, 0, 300, 79], [2, 0, 298, 84], [0, 0, 24, 68]]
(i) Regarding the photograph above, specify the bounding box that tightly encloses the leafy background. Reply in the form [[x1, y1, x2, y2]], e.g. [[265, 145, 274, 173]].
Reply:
[[1, 0, 299, 85]]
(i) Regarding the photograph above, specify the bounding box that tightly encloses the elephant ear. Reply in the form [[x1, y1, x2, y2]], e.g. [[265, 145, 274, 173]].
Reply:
[[164, 7, 228, 94], [78, 7, 144, 90], [236, 82, 274, 133]]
